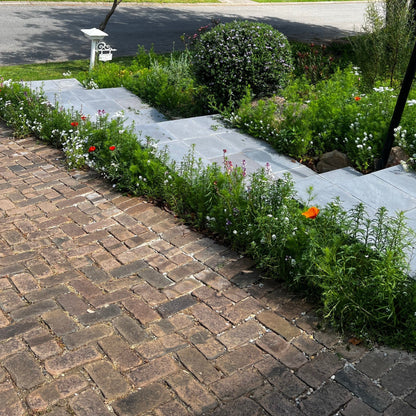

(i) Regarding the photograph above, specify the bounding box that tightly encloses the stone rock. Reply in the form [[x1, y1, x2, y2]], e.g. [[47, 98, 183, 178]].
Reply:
[[387, 146, 409, 167], [316, 150, 349, 173]]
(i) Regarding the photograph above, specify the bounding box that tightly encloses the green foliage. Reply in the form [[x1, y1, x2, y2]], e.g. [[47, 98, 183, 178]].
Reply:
[[1, 80, 416, 349], [191, 20, 293, 104], [351, 0, 415, 89], [123, 50, 208, 118], [293, 42, 337, 84]]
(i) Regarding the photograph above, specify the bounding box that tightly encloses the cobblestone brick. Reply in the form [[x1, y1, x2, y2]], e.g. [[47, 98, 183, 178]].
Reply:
[[219, 320, 265, 350], [255, 356, 308, 399], [154, 400, 190, 416], [4, 350, 45, 389], [385, 400, 416, 416], [191, 303, 230, 334], [211, 367, 264, 401], [42, 308, 78, 336], [177, 347, 221, 383], [45, 345, 101, 376], [70, 278, 102, 300], [194, 269, 231, 291], [69, 389, 113, 416], [212, 397, 265, 416], [123, 297, 160, 324], [405, 389, 416, 408], [215, 343, 264, 374], [182, 326, 226, 359], [27, 373, 88, 412], [85, 360, 130, 400], [10, 273, 39, 293], [256, 332, 307, 369], [0, 382, 26, 416], [257, 310, 301, 340], [57, 292, 89, 316], [81, 264, 111, 283], [380, 362, 416, 396], [113, 382, 171, 416], [340, 397, 382, 416], [138, 267, 174, 289], [292, 333, 322, 356], [296, 351, 344, 388], [62, 324, 113, 350], [132, 281, 168, 306], [167, 370, 218, 414], [0, 337, 25, 358], [0, 289, 26, 312], [259, 390, 305, 416], [0, 320, 38, 341], [222, 297, 264, 324], [356, 349, 398, 379], [128, 354, 179, 387], [168, 262, 205, 282], [157, 294, 197, 318], [113, 315, 149, 346], [99, 335, 142, 371], [78, 304, 122, 325], [110, 259, 148, 279], [300, 381, 351, 416], [335, 365, 392, 412]]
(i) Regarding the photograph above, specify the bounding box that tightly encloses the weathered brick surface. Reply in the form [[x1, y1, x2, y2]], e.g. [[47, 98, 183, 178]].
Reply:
[[300, 381, 352, 416], [45, 345, 101, 376], [69, 389, 113, 416], [99, 335, 142, 371], [335, 365, 393, 412], [0, 128, 413, 416], [256, 332, 307, 369], [0, 382, 26, 416], [177, 347, 221, 383], [85, 360, 130, 399], [210, 368, 264, 401], [27, 373, 88, 412], [4, 351, 45, 389], [167, 371, 218, 414], [296, 351, 344, 388], [113, 382, 171, 416], [128, 355, 179, 387]]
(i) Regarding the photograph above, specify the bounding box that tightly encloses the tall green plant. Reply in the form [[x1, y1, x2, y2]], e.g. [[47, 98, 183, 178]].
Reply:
[[351, 0, 415, 89]]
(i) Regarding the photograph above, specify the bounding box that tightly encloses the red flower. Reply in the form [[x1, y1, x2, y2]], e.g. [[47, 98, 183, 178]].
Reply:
[[109, 145, 116, 151], [88, 146, 96, 152], [354, 96, 361, 101], [81, 115, 87, 121], [70, 121, 79, 127], [302, 206, 320, 219]]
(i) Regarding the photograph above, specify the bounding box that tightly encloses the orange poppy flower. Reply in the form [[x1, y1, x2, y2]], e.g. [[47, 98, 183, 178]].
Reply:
[[302, 206, 320, 219], [354, 96, 361, 101]]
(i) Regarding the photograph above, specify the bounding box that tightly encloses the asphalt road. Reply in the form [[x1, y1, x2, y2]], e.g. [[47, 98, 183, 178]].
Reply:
[[0, 1, 368, 66]]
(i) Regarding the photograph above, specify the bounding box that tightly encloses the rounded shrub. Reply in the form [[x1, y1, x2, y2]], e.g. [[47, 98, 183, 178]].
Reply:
[[191, 20, 293, 104]]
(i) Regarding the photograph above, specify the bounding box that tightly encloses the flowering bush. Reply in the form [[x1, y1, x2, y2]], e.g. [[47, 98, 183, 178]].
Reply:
[[191, 20, 293, 104]]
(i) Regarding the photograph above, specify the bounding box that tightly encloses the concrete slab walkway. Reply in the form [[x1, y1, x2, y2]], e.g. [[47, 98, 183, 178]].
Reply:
[[1, 120, 416, 415]]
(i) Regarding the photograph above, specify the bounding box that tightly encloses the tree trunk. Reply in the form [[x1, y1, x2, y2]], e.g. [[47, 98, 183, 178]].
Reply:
[[98, 0, 122, 32]]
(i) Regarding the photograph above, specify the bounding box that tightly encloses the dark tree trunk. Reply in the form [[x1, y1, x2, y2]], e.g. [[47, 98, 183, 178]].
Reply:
[[98, 0, 122, 32]]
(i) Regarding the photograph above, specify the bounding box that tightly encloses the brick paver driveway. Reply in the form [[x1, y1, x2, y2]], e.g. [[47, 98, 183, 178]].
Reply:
[[0, 122, 415, 415]]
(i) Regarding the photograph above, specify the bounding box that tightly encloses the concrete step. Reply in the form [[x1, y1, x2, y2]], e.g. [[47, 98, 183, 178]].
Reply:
[[293, 174, 367, 212], [28, 79, 166, 124], [319, 166, 363, 184]]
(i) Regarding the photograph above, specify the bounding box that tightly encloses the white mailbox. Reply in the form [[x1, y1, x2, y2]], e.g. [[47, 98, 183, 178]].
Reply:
[[97, 41, 117, 62], [81, 28, 108, 70]]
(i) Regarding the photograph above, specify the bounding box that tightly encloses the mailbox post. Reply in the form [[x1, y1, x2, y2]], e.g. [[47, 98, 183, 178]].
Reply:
[[81, 28, 108, 70]]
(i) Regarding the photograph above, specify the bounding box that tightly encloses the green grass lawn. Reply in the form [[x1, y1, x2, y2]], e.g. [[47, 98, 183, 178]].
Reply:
[[0, 57, 138, 81]]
